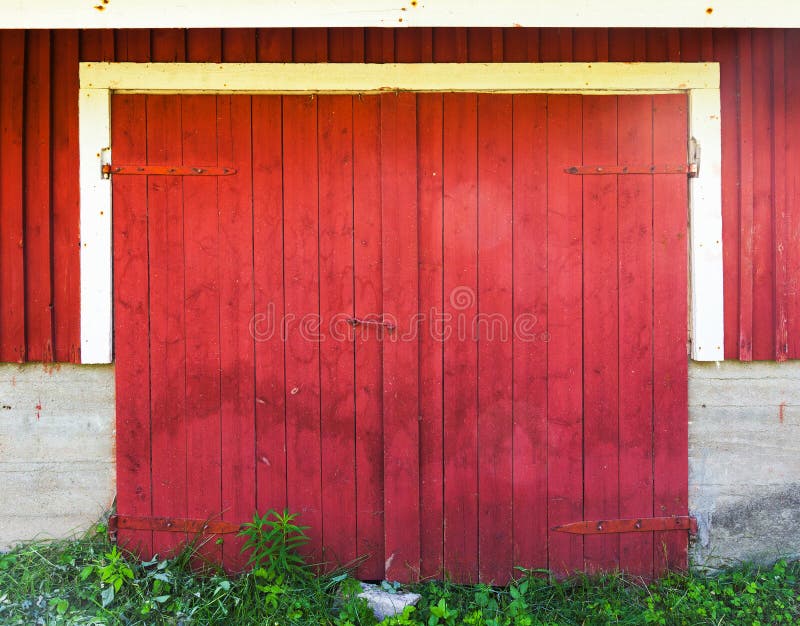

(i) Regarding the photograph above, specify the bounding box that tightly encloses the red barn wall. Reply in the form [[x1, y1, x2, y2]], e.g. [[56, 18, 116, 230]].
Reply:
[[0, 27, 797, 363]]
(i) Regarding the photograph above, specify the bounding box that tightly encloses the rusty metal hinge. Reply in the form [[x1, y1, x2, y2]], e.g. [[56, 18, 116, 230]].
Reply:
[[101, 164, 237, 179], [108, 515, 243, 538], [565, 164, 697, 176], [553, 516, 697, 535]]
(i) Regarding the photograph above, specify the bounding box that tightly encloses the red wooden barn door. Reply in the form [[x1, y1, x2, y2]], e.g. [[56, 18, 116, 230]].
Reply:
[[112, 92, 689, 583]]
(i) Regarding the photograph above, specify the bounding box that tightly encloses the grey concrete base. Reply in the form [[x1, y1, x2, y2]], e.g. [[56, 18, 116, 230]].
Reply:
[[0, 363, 115, 550], [689, 360, 800, 569]]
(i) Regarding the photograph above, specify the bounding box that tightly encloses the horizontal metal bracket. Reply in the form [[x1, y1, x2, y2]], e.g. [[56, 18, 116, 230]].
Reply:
[[102, 164, 237, 179], [553, 516, 697, 535], [108, 515, 243, 537], [565, 164, 697, 176]]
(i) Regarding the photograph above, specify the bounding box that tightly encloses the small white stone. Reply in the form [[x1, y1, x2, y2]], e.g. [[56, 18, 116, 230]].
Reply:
[[358, 582, 421, 622]]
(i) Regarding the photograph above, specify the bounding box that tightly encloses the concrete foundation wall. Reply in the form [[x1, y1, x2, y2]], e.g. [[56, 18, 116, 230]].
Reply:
[[0, 363, 115, 550], [689, 360, 800, 568], [1, 360, 798, 569]]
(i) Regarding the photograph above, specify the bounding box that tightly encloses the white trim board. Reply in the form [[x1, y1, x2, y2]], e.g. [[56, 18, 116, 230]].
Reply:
[[6, 0, 800, 29], [79, 62, 724, 363]]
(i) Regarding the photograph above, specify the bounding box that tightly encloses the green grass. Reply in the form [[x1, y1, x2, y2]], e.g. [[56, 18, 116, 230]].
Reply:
[[1, 526, 799, 625]]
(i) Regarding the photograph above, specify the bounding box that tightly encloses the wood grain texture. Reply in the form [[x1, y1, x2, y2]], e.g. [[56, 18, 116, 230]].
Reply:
[[546, 94, 584, 576], [476, 93, 514, 583], [352, 95, 385, 580], [617, 95, 655, 577], [51, 30, 81, 362], [318, 95, 357, 571], [282, 95, 323, 563], [581, 95, 620, 573], [217, 95, 256, 570], [417, 93, 445, 580], [380, 92, 421, 581], [511, 94, 548, 572], [23, 30, 54, 362], [180, 94, 223, 564], [111, 94, 152, 555], [145, 94, 187, 558], [442, 92, 479, 582], [252, 94, 288, 517], [0, 31, 26, 362], [652, 93, 690, 574]]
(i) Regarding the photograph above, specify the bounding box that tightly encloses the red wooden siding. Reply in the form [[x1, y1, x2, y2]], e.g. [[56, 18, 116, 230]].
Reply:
[[113, 92, 688, 582], [0, 28, 798, 362]]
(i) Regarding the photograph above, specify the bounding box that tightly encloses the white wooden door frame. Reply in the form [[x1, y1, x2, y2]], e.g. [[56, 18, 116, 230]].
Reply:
[[79, 61, 723, 363]]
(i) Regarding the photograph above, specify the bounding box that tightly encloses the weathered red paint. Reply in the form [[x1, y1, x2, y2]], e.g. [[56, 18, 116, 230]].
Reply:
[[111, 91, 688, 583]]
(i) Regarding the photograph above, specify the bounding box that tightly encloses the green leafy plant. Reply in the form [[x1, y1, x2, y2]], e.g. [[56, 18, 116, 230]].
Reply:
[[428, 597, 459, 626], [80, 545, 135, 607], [238, 508, 310, 581]]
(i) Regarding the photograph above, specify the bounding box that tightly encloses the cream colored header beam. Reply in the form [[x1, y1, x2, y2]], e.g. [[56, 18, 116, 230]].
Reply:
[[4, 0, 800, 29], [79, 62, 723, 363], [81, 62, 720, 94]]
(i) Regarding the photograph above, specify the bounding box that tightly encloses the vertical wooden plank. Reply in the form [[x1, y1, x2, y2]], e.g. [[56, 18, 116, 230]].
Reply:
[[51, 30, 81, 362], [282, 95, 323, 561], [477, 94, 514, 583], [145, 94, 187, 558], [539, 28, 572, 61], [0, 31, 26, 362], [785, 30, 800, 358], [699, 28, 714, 60], [511, 94, 548, 572], [417, 92, 444, 580], [79, 29, 115, 61], [573, 28, 598, 61], [715, 29, 741, 359], [773, 30, 788, 361], [181, 94, 222, 564], [353, 95, 384, 579], [503, 28, 540, 62], [652, 94, 689, 574], [217, 95, 256, 570], [252, 95, 288, 518], [186, 29, 221, 61], [24, 30, 54, 362], [293, 28, 328, 61], [609, 28, 646, 61], [737, 29, 755, 361], [679, 29, 702, 62], [433, 28, 467, 62], [751, 30, 775, 360], [467, 28, 493, 61], [617, 95, 655, 578], [581, 95, 620, 573], [646, 29, 668, 61], [381, 92, 420, 581], [328, 28, 365, 62], [151, 29, 186, 61], [396, 29, 423, 62], [112, 94, 152, 555], [365, 28, 394, 62], [318, 95, 357, 570], [222, 28, 257, 61], [442, 93, 479, 582], [667, 29, 681, 61], [546, 94, 583, 575], [256, 28, 293, 61], [114, 29, 151, 61]]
